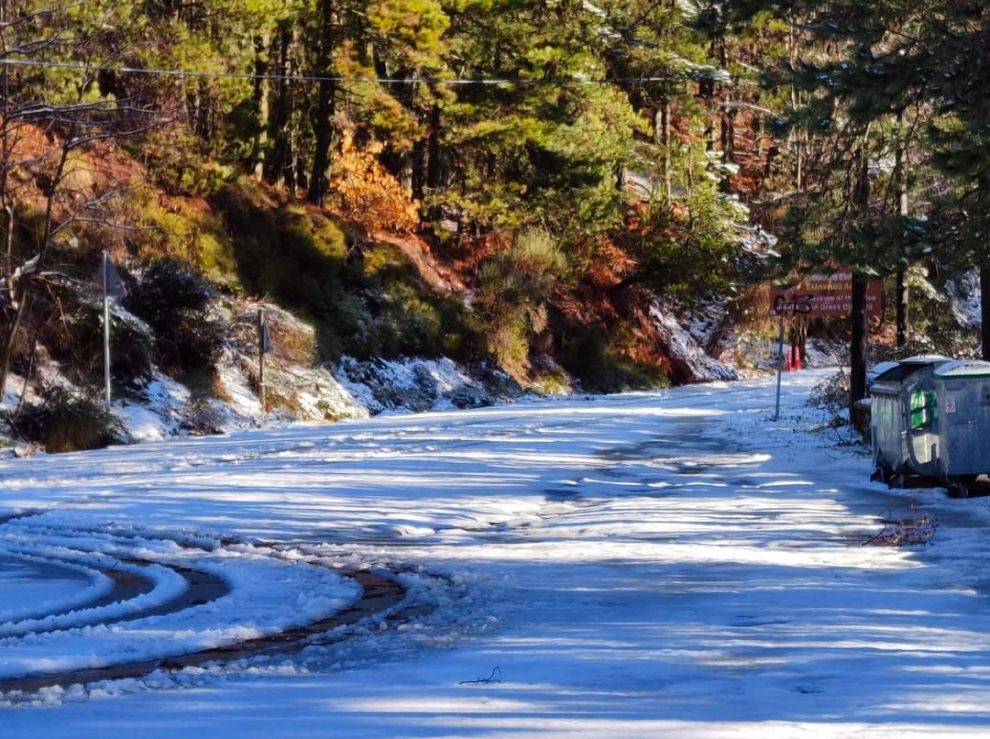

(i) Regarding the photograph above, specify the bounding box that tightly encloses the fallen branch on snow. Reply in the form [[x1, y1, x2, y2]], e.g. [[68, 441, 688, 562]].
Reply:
[[862, 514, 936, 547], [459, 666, 502, 685]]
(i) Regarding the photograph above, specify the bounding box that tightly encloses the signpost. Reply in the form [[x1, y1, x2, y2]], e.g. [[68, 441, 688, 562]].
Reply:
[[768, 271, 881, 421], [774, 313, 785, 421], [97, 251, 126, 412], [257, 309, 273, 409], [768, 271, 881, 318]]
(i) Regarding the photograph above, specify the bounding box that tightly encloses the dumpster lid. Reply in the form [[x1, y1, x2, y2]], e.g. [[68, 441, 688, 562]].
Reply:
[[934, 359, 990, 379], [873, 356, 951, 383], [868, 361, 900, 380]]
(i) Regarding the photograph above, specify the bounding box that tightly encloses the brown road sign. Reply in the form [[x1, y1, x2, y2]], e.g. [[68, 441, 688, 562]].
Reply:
[[768, 271, 881, 318]]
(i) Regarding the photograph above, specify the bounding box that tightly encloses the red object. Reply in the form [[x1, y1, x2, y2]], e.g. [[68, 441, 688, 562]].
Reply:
[[791, 344, 802, 371], [784, 355, 792, 372]]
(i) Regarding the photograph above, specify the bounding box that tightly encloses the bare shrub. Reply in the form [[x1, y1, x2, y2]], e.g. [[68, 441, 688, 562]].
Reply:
[[807, 368, 850, 427]]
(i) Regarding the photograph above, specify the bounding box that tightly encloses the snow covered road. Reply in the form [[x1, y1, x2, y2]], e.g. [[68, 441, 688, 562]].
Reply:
[[4, 370, 990, 737]]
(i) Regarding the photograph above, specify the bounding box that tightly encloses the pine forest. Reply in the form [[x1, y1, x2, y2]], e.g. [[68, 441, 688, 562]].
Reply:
[[1, 0, 988, 449]]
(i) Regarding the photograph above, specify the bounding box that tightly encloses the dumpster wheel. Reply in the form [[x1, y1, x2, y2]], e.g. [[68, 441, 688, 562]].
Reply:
[[947, 477, 975, 499], [871, 462, 895, 486]]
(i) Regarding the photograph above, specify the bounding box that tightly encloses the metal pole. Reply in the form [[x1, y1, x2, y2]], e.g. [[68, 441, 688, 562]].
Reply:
[[102, 251, 111, 412], [773, 314, 785, 421], [258, 309, 265, 410]]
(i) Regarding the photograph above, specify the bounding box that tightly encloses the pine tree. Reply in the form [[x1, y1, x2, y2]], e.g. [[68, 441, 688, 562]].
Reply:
[[736, 0, 990, 356]]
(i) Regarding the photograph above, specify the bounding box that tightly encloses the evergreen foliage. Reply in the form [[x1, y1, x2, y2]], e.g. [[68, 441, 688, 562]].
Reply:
[[0, 0, 986, 401]]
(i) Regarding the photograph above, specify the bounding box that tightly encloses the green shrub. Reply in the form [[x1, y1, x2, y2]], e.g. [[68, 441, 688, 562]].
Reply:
[[556, 320, 667, 392], [357, 244, 479, 361], [212, 182, 352, 359], [214, 183, 480, 362], [130, 193, 238, 283], [475, 228, 566, 374], [124, 260, 223, 378]]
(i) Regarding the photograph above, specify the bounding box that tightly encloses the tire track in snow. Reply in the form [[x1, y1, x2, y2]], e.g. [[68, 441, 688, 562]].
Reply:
[[0, 515, 233, 638], [0, 567, 408, 696], [0, 560, 231, 639], [0, 518, 420, 696]]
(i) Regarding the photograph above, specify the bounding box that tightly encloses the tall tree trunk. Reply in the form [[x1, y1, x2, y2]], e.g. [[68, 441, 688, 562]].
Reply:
[[195, 78, 211, 141], [655, 98, 672, 204], [895, 269, 909, 347], [285, 112, 299, 194], [720, 107, 735, 193], [981, 263, 990, 361], [411, 138, 427, 202], [700, 39, 717, 154], [265, 21, 294, 187], [0, 137, 70, 399], [1, 0, 10, 280], [251, 32, 270, 182], [894, 112, 909, 347], [426, 104, 443, 191], [787, 16, 804, 192], [426, 104, 446, 222], [794, 133, 804, 192], [716, 36, 733, 192], [849, 142, 870, 431], [411, 102, 443, 205], [307, 0, 335, 206], [0, 282, 25, 400], [850, 272, 868, 405]]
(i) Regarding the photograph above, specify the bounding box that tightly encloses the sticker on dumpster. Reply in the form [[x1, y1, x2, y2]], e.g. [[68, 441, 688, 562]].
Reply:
[[945, 400, 957, 414]]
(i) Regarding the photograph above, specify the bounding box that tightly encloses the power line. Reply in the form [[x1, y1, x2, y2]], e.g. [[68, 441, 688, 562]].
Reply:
[[0, 56, 731, 87]]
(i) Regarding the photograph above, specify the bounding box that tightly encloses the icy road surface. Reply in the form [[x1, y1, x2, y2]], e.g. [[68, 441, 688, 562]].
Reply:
[[4, 370, 990, 737]]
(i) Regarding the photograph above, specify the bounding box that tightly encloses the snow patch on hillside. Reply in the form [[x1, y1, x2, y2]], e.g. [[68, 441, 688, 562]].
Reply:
[[336, 356, 501, 415], [946, 270, 981, 330], [212, 302, 368, 425], [115, 374, 192, 442], [3, 294, 740, 450], [650, 303, 737, 383]]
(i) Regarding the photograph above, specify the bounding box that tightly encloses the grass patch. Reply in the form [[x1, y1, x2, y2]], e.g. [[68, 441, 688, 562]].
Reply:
[[130, 191, 238, 283]]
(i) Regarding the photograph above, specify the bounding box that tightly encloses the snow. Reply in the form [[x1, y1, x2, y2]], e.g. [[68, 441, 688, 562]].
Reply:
[[0, 556, 107, 625], [650, 302, 737, 382], [113, 373, 193, 442], [946, 270, 981, 331], [336, 355, 498, 414], [214, 302, 369, 425], [2, 370, 990, 735], [0, 516, 359, 680]]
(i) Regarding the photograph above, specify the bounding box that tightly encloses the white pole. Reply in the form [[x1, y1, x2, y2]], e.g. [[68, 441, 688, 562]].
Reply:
[[103, 250, 111, 412]]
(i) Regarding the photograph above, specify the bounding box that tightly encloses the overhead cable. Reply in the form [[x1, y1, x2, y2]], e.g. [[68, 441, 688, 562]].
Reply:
[[0, 56, 734, 86]]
